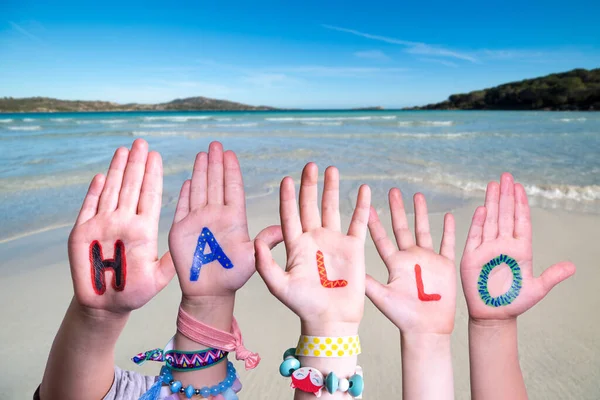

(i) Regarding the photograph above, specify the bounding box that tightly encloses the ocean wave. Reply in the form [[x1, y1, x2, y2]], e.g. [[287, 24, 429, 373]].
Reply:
[[215, 123, 258, 127], [142, 116, 213, 122], [300, 121, 344, 126], [524, 183, 600, 202], [131, 131, 184, 137], [0, 119, 13, 123], [265, 115, 397, 122], [23, 118, 35, 122], [50, 118, 73, 122], [99, 119, 128, 124], [555, 118, 586, 123], [215, 117, 232, 121], [138, 123, 179, 128], [7, 126, 42, 131], [398, 120, 454, 127]]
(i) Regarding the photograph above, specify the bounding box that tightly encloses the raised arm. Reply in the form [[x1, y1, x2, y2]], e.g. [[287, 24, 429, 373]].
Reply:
[[365, 189, 456, 400], [40, 139, 175, 400], [165, 142, 282, 396], [256, 164, 371, 399], [460, 173, 576, 400]]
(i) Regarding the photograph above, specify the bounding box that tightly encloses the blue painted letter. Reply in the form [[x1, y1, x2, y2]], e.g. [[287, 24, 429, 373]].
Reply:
[[190, 227, 233, 281]]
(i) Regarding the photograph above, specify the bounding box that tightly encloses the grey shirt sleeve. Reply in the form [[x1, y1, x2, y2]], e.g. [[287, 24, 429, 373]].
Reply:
[[33, 367, 158, 400], [103, 366, 157, 400]]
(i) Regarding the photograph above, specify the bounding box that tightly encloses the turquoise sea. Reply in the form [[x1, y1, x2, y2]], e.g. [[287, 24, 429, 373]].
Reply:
[[1, 110, 599, 241]]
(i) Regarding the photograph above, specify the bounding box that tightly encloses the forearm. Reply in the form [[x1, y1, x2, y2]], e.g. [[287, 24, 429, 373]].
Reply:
[[400, 332, 454, 400], [172, 295, 235, 392], [468, 318, 527, 400], [40, 298, 129, 400], [295, 322, 359, 400]]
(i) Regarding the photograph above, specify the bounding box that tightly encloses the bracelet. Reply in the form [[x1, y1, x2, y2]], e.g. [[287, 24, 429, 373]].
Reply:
[[132, 337, 229, 372], [177, 306, 260, 370], [159, 362, 241, 399], [296, 335, 361, 357], [279, 348, 364, 398]]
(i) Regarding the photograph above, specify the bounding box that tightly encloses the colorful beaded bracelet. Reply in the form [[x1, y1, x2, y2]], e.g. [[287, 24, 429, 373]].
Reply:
[[132, 338, 228, 372], [159, 362, 240, 399], [279, 348, 364, 398]]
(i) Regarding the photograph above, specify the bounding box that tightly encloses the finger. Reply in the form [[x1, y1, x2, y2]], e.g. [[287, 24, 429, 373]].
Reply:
[[75, 174, 106, 226], [414, 193, 433, 250], [138, 151, 163, 219], [464, 206, 486, 253], [389, 188, 415, 250], [365, 274, 388, 308], [223, 150, 245, 207], [207, 141, 224, 205], [368, 206, 397, 263], [118, 138, 149, 212], [347, 184, 371, 240], [482, 181, 500, 242], [255, 239, 288, 299], [156, 251, 176, 290], [299, 162, 321, 232], [173, 180, 191, 224], [498, 173, 515, 238], [536, 261, 576, 298], [439, 213, 456, 262], [190, 152, 208, 208], [514, 183, 532, 240], [255, 225, 284, 250], [280, 177, 302, 243], [98, 147, 129, 212], [321, 166, 341, 231]]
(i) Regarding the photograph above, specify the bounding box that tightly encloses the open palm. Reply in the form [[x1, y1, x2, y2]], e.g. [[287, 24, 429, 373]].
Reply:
[[366, 189, 456, 334], [68, 139, 175, 315], [168, 142, 281, 301], [461, 173, 576, 321], [255, 164, 371, 330]]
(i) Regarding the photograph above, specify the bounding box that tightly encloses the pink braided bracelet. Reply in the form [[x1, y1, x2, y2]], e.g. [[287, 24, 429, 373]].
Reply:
[[177, 306, 260, 370]]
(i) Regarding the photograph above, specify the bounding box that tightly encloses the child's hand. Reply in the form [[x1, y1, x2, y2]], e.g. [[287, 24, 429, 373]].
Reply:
[[461, 173, 576, 322], [255, 163, 371, 334], [168, 142, 282, 302], [68, 139, 175, 315], [365, 189, 456, 334]]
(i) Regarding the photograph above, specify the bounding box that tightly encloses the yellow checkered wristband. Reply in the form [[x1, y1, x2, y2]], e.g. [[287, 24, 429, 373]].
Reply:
[[295, 335, 361, 357]]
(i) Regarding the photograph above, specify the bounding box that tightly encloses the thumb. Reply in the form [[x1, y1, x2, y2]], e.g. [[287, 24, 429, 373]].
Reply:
[[365, 274, 388, 308], [254, 239, 287, 298], [255, 225, 283, 250], [537, 261, 576, 297], [157, 251, 176, 289]]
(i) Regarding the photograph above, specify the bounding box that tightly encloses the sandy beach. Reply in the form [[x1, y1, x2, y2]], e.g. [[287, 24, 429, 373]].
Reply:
[[0, 195, 597, 399]]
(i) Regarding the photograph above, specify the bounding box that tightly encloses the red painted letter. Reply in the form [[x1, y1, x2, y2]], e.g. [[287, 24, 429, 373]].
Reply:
[[414, 264, 441, 301]]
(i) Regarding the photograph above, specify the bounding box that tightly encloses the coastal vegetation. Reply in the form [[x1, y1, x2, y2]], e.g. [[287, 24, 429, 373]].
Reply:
[[0, 96, 275, 113], [408, 68, 600, 111]]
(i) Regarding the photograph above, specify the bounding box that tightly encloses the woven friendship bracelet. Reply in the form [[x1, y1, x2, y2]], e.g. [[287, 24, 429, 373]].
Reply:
[[132, 337, 229, 372], [295, 335, 361, 357]]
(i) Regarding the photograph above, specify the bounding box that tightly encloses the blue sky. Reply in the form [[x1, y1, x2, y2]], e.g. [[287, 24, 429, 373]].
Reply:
[[1, 0, 599, 108]]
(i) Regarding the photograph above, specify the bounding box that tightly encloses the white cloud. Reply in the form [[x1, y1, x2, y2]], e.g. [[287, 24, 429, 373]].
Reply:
[[353, 50, 390, 60], [323, 24, 478, 63], [418, 58, 458, 68], [8, 21, 42, 43]]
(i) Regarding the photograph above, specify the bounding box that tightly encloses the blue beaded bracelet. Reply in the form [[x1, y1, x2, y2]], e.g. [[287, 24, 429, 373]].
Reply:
[[159, 362, 237, 399]]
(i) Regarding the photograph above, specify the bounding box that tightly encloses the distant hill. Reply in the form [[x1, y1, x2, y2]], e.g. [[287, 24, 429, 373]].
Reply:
[[407, 68, 600, 111], [0, 96, 276, 113]]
